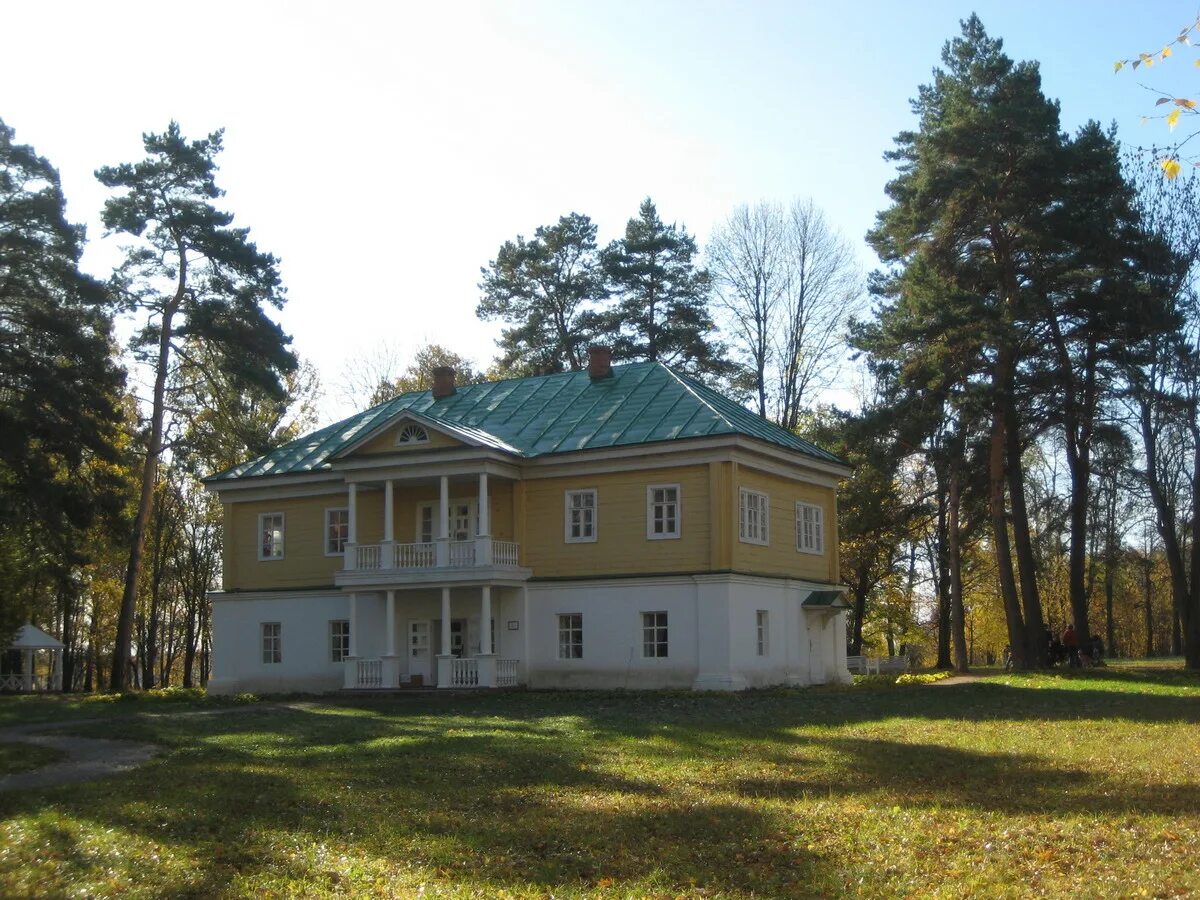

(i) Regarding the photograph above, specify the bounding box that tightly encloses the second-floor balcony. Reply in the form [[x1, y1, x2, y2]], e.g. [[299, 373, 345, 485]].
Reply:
[[335, 536, 528, 588]]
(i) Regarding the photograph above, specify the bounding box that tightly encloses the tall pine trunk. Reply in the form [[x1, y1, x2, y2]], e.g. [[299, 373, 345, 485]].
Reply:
[[948, 462, 969, 674], [934, 475, 952, 669], [989, 345, 1026, 665], [1005, 405, 1047, 664], [111, 272, 183, 690]]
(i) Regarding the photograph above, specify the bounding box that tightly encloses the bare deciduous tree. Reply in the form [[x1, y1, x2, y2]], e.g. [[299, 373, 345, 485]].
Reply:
[[708, 198, 860, 428]]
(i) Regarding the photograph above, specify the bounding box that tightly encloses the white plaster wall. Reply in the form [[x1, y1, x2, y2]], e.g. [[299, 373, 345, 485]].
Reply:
[[526, 580, 701, 689], [209, 593, 349, 695], [210, 581, 848, 694]]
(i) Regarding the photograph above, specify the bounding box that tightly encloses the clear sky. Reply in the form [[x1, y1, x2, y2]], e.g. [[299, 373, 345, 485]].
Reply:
[[3, 1, 1193, 422]]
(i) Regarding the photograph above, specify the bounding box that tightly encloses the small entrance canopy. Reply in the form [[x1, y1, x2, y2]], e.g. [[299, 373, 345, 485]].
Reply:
[[2, 624, 63, 692]]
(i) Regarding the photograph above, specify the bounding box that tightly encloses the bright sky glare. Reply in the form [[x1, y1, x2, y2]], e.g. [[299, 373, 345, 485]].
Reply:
[[3, 1, 1192, 423]]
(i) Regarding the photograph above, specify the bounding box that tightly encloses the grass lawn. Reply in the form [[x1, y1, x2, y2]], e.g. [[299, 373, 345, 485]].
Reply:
[[1, 668, 1198, 898], [0, 742, 62, 776]]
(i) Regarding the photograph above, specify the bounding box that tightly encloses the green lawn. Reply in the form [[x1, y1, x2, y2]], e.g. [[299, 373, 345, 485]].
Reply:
[[1, 668, 1198, 898], [0, 742, 62, 776]]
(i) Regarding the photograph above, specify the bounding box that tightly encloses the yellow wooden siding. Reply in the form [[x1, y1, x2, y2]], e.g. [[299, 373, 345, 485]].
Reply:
[[353, 424, 463, 455], [225, 493, 347, 590], [521, 465, 711, 578], [731, 468, 838, 582]]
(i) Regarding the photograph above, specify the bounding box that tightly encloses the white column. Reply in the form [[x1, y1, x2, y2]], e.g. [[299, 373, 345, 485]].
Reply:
[[436, 475, 450, 567], [441, 587, 452, 652], [480, 585, 492, 655], [382, 479, 395, 568], [52, 648, 63, 691], [348, 593, 358, 658], [345, 483, 358, 570], [478, 473, 489, 536], [22, 648, 32, 692], [476, 472, 492, 566], [385, 590, 396, 657]]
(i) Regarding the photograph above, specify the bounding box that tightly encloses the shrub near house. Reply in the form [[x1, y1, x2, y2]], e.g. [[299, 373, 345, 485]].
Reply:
[[204, 350, 852, 693]]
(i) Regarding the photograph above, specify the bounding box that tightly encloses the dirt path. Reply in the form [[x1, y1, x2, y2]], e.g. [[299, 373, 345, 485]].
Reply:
[[932, 675, 983, 686], [0, 702, 304, 794]]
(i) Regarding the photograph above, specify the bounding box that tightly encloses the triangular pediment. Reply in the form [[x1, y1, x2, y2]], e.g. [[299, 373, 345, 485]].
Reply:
[[333, 411, 474, 458]]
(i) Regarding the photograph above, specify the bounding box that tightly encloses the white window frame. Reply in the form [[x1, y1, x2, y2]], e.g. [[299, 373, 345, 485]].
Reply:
[[642, 611, 669, 658], [646, 484, 681, 540], [261, 622, 281, 664], [756, 609, 769, 657], [330, 619, 350, 662], [557, 613, 583, 659], [796, 501, 825, 555], [564, 489, 598, 543], [416, 499, 478, 543], [325, 507, 349, 556], [395, 423, 430, 446], [258, 512, 285, 561], [738, 488, 770, 546]]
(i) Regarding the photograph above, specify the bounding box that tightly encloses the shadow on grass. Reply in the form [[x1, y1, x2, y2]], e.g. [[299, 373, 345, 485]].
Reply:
[[0, 705, 826, 896], [2, 669, 1198, 895], [736, 734, 1200, 816]]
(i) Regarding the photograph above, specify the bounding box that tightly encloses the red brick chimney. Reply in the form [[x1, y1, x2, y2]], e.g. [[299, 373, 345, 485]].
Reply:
[[431, 366, 456, 399], [588, 345, 613, 380]]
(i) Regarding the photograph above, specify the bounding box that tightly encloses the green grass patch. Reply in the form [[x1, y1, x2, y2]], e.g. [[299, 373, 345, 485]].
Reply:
[[1, 666, 1198, 897], [0, 742, 63, 776]]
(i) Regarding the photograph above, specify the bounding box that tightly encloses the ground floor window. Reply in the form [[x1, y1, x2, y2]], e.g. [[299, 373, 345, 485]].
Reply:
[[558, 613, 583, 659], [642, 611, 668, 658], [330, 619, 350, 662], [261, 622, 281, 664], [756, 610, 769, 656]]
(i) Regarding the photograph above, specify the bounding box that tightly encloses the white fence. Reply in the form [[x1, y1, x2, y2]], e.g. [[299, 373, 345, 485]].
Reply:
[[395, 542, 436, 568], [449, 657, 479, 687], [354, 658, 383, 688], [493, 541, 520, 567], [497, 658, 519, 687], [448, 541, 476, 567]]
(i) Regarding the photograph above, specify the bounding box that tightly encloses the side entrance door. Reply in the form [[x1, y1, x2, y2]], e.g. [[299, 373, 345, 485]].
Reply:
[[408, 620, 431, 685]]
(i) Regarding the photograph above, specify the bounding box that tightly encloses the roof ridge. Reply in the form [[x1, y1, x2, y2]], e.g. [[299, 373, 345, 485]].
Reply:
[[658, 365, 738, 432]]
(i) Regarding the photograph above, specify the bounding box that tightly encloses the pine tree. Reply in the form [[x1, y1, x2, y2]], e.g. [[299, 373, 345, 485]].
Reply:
[[97, 122, 296, 690], [0, 117, 127, 645], [598, 198, 727, 379], [478, 213, 606, 376]]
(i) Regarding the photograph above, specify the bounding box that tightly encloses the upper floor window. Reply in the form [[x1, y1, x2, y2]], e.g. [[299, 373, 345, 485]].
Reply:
[[325, 508, 349, 555], [262, 622, 281, 664], [258, 513, 285, 560], [330, 620, 350, 662], [796, 502, 824, 555], [646, 484, 681, 539], [739, 488, 769, 546], [558, 613, 583, 659], [396, 424, 429, 445], [565, 489, 597, 543], [642, 611, 669, 658]]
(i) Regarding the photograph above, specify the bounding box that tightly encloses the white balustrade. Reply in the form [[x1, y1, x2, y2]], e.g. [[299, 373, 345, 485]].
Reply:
[[395, 542, 437, 568], [448, 540, 476, 567], [355, 544, 382, 570], [355, 658, 383, 688], [449, 657, 479, 687], [493, 540, 519, 567], [497, 658, 519, 687]]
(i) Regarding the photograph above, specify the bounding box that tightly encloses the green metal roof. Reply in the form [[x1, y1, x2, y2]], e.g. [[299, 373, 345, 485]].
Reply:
[[802, 590, 850, 609], [207, 362, 847, 482]]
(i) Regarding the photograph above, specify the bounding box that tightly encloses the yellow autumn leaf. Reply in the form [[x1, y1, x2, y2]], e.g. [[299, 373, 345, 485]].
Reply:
[[1114, 60, 1125, 73], [1168, 108, 1182, 130], [1176, 98, 1198, 109], [1162, 46, 1173, 59], [1162, 158, 1182, 180]]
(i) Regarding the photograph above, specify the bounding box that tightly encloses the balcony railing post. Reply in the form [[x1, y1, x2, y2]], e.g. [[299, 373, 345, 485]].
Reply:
[[476, 536, 492, 566], [343, 541, 357, 570]]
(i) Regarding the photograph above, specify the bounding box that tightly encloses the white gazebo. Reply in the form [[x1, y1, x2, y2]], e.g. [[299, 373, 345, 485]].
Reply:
[[1, 624, 64, 692]]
